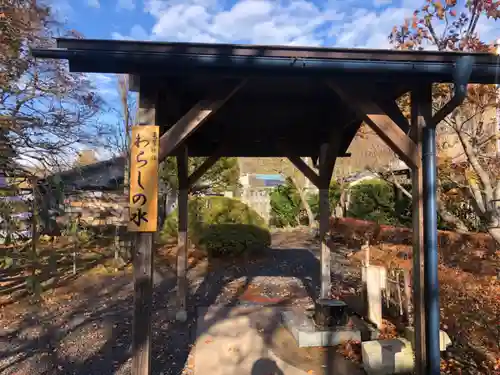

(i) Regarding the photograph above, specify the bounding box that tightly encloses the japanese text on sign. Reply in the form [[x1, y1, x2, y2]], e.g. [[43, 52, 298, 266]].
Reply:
[[128, 125, 159, 232]]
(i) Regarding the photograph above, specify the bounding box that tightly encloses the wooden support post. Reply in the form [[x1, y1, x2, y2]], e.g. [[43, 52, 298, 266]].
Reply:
[[410, 88, 427, 375], [317, 141, 339, 300], [318, 185, 331, 300], [132, 85, 156, 375], [176, 146, 189, 321]]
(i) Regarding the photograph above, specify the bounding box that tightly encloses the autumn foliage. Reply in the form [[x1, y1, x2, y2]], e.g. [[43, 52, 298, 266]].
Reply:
[[389, 0, 499, 52], [389, 0, 500, 246], [0, 0, 50, 88]]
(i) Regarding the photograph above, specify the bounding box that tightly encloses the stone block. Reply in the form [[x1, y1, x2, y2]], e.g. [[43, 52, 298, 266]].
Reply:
[[362, 265, 387, 290], [361, 338, 414, 375], [282, 310, 371, 348], [404, 326, 451, 351], [363, 265, 384, 328]]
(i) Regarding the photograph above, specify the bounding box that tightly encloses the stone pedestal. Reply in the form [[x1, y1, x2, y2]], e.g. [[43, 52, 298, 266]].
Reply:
[[361, 338, 415, 375], [281, 309, 378, 348]]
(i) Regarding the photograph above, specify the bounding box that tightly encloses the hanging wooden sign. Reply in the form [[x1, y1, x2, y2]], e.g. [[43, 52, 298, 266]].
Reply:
[[128, 125, 159, 232]]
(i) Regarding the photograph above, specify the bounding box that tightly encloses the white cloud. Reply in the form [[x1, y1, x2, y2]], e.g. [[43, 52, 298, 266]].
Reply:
[[137, 0, 500, 49], [88, 73, 118, 100], [331, 6, 420, 48], [117, 0, 136, 11], [144, 0, 344, 46], [112, 25, 150, 41], [88, 0, 100, 8]]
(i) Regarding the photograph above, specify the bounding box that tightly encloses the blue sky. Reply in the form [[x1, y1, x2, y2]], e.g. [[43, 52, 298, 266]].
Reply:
[[49, 0, 499, 159]]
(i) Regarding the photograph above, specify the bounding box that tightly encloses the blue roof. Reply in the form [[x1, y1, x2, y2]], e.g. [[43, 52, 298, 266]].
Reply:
[[255, 174, 284, 181]]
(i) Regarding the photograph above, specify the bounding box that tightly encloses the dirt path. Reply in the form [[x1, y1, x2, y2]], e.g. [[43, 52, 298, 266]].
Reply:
[[0, 231, 362, 375]]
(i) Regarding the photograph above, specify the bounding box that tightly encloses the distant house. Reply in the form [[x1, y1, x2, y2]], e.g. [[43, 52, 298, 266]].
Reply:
[[45, 156, 127, 192], [37, 155, 214, 232], [237, 158, 292, 223], [34, 156, 129, 235]]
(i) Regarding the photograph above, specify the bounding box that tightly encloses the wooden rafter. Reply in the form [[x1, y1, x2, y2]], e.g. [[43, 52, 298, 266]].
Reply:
[[375, 96, 410, 134], [287, 155, 320, 188], [327, 81, 420, 169], [158, 80, 246, 161]]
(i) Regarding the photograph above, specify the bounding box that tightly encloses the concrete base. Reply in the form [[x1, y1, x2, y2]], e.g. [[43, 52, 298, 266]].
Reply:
[[404, 326, 451, 351], [361, 338, 415, 375], [281, 310, 378, 348], [194, 305, 311, 375]]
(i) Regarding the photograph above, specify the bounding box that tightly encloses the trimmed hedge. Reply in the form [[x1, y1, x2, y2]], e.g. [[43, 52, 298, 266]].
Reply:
[[161, 196, 270, 257], [330, 217, 498, 276], [198, 223, 271, 257]]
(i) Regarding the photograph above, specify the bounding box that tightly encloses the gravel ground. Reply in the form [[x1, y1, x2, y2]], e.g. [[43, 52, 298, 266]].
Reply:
[[0, 230, 337, 375]]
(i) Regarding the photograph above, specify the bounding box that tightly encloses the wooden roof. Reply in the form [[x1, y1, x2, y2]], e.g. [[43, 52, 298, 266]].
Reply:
[[32, 38, 500, 159]]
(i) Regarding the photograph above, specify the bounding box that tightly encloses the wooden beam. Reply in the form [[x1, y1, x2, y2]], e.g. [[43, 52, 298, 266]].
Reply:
[[327, 81, 420, 169], [158, 80, 246, 161], [187, 146, 225, 188], [132, 85, 156, 375], [319, 128, 344, 183], [287, 155, 321, 188], [375, 96, 410, 134], [176, 146, 189, 320], [410, 87, 429, 375]]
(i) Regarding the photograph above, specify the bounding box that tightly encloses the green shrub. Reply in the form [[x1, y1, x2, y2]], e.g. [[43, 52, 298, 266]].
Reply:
[[348, 179, 400, 225], [345, 178, 486, 232], [198, 223, 271, 257], [270, 178, 342, 228], [160, 196, 269, 256], [269, 178, 302, 228]]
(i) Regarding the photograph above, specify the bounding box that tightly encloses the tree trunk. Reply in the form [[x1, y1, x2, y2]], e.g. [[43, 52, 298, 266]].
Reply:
[[487, 227, 500, 247], [337, 188, 347, 218], [295, 181, 315, 228], [486, 212, 500, 248], [436, 199, 469, 233], [389, 176, 470, 233]]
